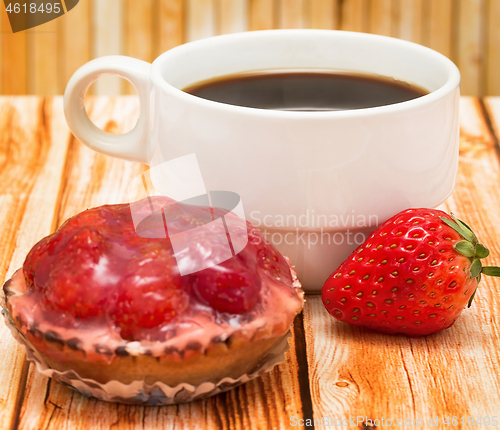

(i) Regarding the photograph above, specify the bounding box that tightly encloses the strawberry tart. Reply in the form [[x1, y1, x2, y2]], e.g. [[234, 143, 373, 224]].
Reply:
[[2, 197, 304, 399]]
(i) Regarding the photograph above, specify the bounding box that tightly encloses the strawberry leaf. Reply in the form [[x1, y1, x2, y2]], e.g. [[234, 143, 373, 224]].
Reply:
[[440, 217, 474, 242], [451, 215, 475, 235], [470, 258, 482, 278], [475, 243, 490, 258], [453, 240, 476, 257], [467, 288, 478, 307], [482, 266, 500, 277], [450, 213, 478, 244]]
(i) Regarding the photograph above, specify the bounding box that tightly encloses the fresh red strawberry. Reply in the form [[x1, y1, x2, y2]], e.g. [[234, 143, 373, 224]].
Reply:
[[111, 245, 188, 340], [42, 227, 112, 318], [190, 254, 262, 314], [321, 208, 500, 336]]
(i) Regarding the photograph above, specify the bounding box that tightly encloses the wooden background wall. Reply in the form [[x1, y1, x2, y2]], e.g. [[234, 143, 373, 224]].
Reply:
[[0, 0, 498, 96]]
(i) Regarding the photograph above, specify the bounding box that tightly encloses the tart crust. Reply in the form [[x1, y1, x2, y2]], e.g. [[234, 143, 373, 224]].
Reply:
[[34, 335, 281, 386], [3, 267, 304, 388]]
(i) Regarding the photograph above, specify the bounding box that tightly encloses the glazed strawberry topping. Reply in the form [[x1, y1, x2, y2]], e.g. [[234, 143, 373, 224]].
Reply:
[[21, 197, 294, 341], [43, 227, 112, 318], [111, 245, 189, 340], [190, 255, 261, 314]]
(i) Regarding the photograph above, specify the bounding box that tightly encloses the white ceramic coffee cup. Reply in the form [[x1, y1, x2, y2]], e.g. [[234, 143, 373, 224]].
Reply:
[[64, 29, 460, 292]]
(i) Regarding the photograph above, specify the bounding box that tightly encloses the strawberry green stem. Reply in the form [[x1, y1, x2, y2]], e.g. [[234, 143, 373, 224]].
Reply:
[[440, 214, 500, 307]]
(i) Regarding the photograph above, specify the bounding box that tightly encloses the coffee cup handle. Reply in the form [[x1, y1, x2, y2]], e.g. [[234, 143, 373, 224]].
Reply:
[[63, 55, 151, 164]]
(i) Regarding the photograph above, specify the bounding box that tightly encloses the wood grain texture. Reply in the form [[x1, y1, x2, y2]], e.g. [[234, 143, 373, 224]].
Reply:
[[0, 4, 2, 93], [278, 0, 306, 29], [157, 0, 185, 54], [303, 97, 500, 426], [249, 0, 276, 31], [1, 10, 27, 94], [308, 0, 338, 29], [92, 0, 124, 95], [397, 0, 424, 43], [0, 0, 499, 95], [217, 0, 248, 35], [125, 0, 154, 62], [339, 0, 368, 32], [428, 0, 453, 58], [0, 97, 71, 430], [186, 0, 216, 42], [457, 0, 486, 96], [486, 0, 500, 95], [124, 0, 153, 94], [368, 0, 393, 36], [60, 0, 91, 87], [27, 19, 59, 95]]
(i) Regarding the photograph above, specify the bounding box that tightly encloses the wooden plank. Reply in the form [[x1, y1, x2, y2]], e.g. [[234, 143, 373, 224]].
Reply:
[[249, 0, 276, 30], [0, 97, 72, 430], [27, 19, 60, 95], [278, 0, 306, 29], [124, 0, 154, 95], [303, 97, 500, 424], [428, 0, 453, 58], [217, 0, 248, 35], [457, 0, 486, 96], [60, 0, 91, 90], [157, 0, 184, 55], [486, 0, 500, 95], [1, 10, 27, 94], [397, 0, 424, 44], [308, 0, 338, 30], [125, 0, 154, 62], [91, 0, 124, 95], [186, 0, 216, 42], [0, 4, 2, 94], [368, 0, 392, 36], [339, 0, 368, 32]]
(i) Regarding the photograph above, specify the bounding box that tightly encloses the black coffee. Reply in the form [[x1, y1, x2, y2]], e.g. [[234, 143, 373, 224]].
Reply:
[[183, 70, 427, 111]]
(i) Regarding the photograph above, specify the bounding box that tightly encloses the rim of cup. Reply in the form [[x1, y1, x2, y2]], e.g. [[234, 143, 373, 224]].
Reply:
[[150, 29, 461, 119]]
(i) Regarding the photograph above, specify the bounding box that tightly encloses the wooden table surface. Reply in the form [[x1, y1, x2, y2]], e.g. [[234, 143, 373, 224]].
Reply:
[[1, 96, 500, 430]]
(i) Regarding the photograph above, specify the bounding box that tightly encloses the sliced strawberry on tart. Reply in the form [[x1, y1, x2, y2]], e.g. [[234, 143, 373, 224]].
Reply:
[[2, 197, 304, 392]]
